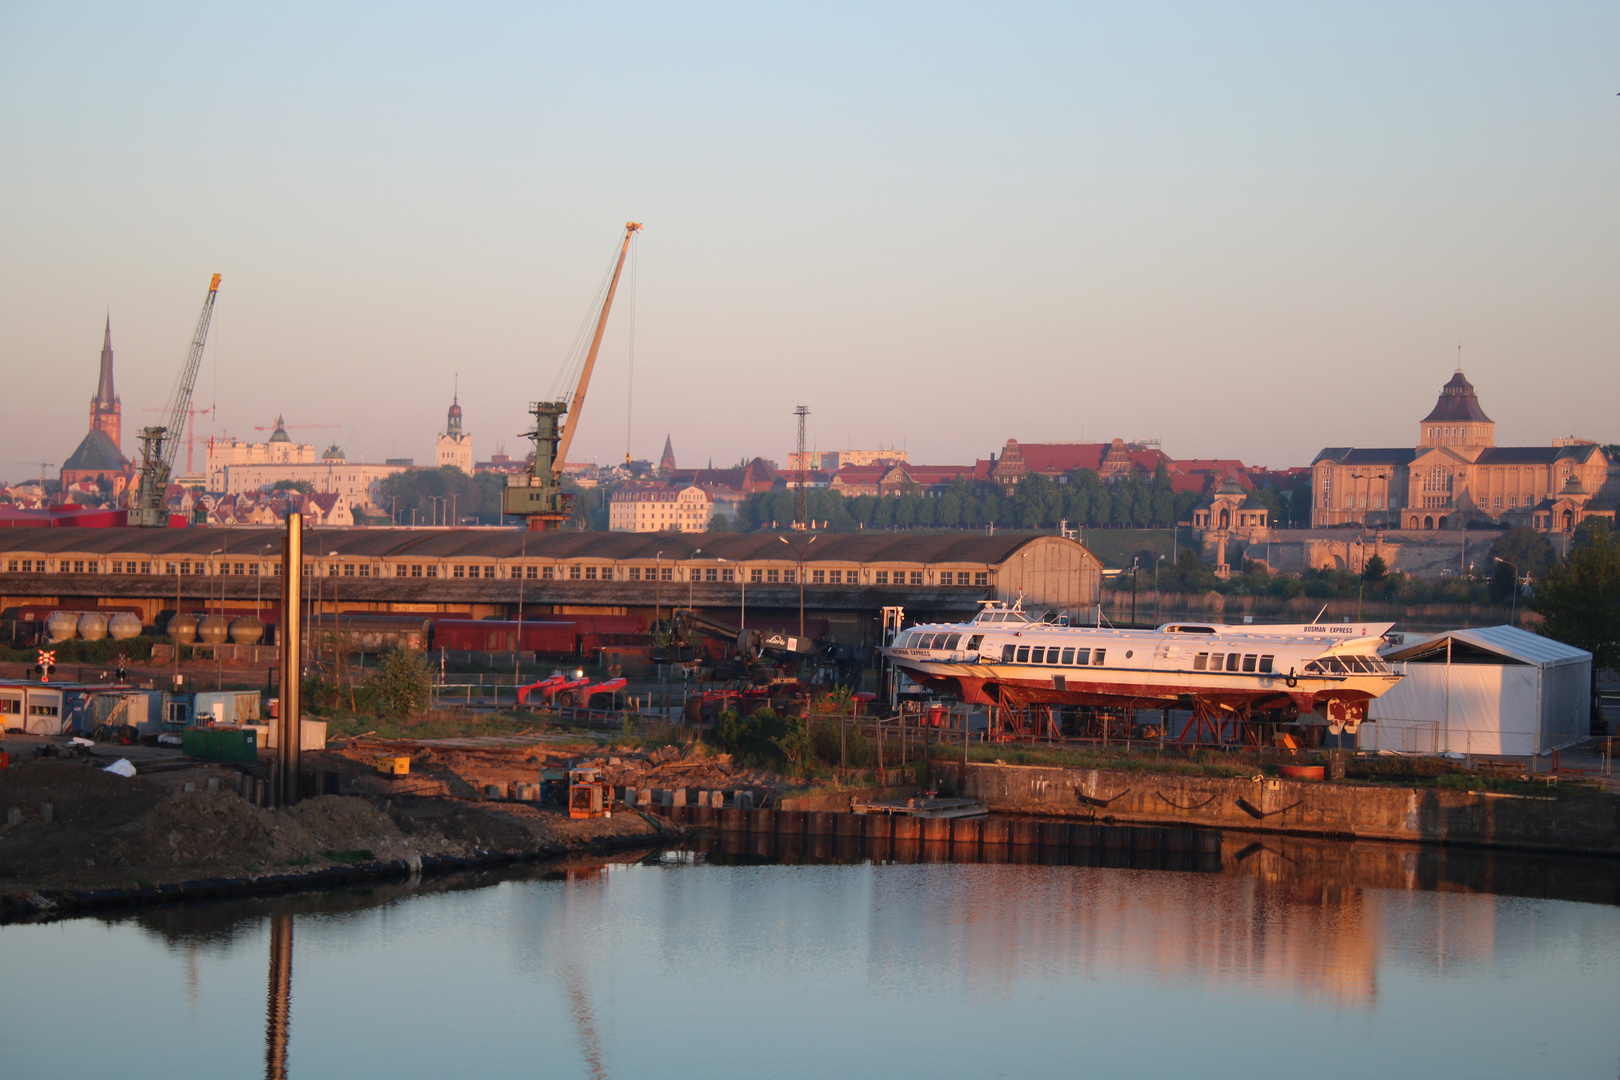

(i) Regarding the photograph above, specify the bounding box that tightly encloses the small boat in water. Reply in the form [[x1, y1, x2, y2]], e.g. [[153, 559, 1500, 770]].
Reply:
[[883, 600, 1402, 734]]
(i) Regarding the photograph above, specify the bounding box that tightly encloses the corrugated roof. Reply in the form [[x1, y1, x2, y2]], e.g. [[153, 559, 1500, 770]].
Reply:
[[1384, 625, 1590, 668], [0, 526, 1091, 567], [61, 429, 127, 473]]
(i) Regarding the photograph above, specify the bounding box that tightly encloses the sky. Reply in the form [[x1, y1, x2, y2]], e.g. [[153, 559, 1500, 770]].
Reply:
[[2, 2, 1616, 482]]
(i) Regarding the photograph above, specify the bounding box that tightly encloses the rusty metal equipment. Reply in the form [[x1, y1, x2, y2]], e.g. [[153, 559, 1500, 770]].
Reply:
[[505, 223, 641, 530], [567, 764, 610, 819]]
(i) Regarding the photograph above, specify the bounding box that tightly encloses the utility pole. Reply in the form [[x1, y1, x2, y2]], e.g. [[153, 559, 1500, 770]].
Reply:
[[794, 405, 810, 528], [277, 513, 303, 806]]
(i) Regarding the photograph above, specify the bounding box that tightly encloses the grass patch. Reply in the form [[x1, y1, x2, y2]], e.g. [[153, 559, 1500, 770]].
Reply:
[[321, 849, 375, 864], [324, 710, 543, 742], [930, 741, 1261, 779]]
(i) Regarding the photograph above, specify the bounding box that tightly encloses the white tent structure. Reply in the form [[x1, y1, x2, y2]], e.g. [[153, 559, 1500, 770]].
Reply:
[[1369, 626, 1591, 757]]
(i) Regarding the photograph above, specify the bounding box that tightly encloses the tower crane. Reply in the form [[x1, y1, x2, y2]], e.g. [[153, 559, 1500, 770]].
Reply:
[[504, 223, 640, 530], [129, 274, 222, 527]]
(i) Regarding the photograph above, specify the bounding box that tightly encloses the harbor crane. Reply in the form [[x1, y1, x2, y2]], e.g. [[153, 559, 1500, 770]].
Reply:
[[504, 223, 641, 530], [128, 274, 222, 527]]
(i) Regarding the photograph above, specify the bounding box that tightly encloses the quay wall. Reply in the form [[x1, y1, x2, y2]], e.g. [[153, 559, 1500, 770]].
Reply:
[[929, 761, 1620, 855]]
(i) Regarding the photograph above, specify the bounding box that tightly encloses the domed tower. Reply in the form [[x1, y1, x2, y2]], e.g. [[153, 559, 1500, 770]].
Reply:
[[1420, 371, 1494, 450], [436, 387, 473, 474]]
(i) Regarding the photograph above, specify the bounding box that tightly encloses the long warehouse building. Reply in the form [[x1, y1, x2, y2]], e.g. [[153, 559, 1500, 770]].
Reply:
[[0, 528, 1103, 643]]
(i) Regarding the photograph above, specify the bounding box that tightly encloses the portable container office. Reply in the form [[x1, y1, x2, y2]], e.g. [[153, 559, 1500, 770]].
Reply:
[[1372, 625, 1591, 757]]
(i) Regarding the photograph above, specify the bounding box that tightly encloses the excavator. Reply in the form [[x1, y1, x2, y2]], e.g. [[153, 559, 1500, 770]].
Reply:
[[505, 223, 641, 530], [129, 274, 222, 527], [671, 608, 875, 723]]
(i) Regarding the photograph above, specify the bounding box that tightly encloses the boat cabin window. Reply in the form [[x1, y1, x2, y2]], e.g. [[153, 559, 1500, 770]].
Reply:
[[1259, 655, 1274, 673], [1091, 649, 1106, 666], [1060, 648, 1074, 665], [1048, 648, 1061, 665], [1015, 646, 1029, 663], [966, 635, 982, 651], [944, 634, 961, 650], [1030, 647, 1045, 663], [1242, 655, 1257, 673], [1074, 648, 1091, 665], [1194, 652, 1209, 671], [1001, 644, 1015, 662], [1206, 653, 1223, 671], [1225, 654, 1240, 672], [1303, 660, 1323, 674]]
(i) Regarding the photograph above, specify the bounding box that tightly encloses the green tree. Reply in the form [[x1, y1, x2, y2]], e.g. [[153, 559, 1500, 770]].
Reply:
[[1487, 527, 1554, 603], [368, 647, 432, 718], [936, 492, 962, 528], [270, 479, 316, 495], [706, 514, 732, 532], [1362, 553, 1388, 583], [1532, 522, 1620, 728]]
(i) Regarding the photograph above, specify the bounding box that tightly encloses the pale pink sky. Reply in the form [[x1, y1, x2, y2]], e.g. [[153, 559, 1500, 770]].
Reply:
[[2, 3, 1616, 483]]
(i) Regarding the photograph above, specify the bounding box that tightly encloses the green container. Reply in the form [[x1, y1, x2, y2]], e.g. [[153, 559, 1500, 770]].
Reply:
[[228, 730, 257, 761], [182, 727, 205, 758]]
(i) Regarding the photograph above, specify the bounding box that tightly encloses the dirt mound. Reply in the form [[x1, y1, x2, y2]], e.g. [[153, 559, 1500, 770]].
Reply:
[[110, 791, 411, 871]]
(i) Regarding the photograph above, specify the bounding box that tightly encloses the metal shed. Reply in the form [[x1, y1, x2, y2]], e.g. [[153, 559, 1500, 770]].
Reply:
[[1371, 626, 1591, 757]]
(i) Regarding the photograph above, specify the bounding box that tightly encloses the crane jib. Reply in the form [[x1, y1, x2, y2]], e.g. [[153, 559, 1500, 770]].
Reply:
[[130, 275, 222, 527]]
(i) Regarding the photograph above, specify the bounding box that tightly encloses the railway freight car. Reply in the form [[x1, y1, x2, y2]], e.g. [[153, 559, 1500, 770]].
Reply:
[[433, 615, 649, 659]]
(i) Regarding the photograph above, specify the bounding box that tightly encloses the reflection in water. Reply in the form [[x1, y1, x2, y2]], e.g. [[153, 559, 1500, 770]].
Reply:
[[264, 913, 292, 1080], [5, 838, 1614, 1078]]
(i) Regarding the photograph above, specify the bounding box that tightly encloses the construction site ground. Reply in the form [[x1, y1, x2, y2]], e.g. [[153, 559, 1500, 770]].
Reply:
[[0, 727, 787, 915]]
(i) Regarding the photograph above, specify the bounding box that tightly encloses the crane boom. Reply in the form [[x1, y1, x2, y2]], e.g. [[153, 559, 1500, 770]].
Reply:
[[505, 223, 640, 530], [129, 273, 221, 527], [554, 222, 640, 474]]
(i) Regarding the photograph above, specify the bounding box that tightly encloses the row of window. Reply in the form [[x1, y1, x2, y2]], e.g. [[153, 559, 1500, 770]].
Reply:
[[1001, 644, 1108, 667], [5, 556, 992, 586], [1193, 652, 1275, 673], [1302, 655, 1390, 675]]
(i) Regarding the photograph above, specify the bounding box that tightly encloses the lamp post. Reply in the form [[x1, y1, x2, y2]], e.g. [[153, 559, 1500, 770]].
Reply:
[[328, 551, 341, 676], [718, 557, 746, 633], [688, 547, 702, 610], [1155, 554, 1166, 621], [208, 547, 224, 690], [654, 550, 664, 629], [514, 527, 528, 688], [779, 535, 816, 637], [1130, 556, 1139, 627], [1494, 556, 1519, 626]]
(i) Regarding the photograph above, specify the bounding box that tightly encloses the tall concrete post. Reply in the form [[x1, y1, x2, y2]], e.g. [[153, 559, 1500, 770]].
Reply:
[[277, 513, 303, 806]]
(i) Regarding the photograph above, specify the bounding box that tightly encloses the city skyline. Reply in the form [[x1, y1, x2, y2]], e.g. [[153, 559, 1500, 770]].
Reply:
[[3, 4, 1617, 478]]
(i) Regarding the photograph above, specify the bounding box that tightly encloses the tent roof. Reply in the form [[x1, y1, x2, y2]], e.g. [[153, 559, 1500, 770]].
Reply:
[[1383, 625, 1590, 668]]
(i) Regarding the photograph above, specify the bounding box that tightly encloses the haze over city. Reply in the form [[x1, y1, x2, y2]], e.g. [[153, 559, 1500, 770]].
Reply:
[[2, 3, 1615, 474]]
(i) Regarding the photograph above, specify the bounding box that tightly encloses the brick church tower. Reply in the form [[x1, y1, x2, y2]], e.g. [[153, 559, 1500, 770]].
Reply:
[[89, 316, 121, 451]]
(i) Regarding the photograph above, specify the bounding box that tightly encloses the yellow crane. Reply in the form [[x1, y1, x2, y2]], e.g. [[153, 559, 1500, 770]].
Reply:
[[504, 224, 640, 529]]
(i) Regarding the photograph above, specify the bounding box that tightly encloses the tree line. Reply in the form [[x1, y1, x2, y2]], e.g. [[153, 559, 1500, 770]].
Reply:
[[731, 467, 1313, 533]]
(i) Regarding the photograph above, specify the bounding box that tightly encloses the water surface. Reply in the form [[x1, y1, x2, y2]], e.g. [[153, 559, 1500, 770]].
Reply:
[[3, 839, 1618, 1079]]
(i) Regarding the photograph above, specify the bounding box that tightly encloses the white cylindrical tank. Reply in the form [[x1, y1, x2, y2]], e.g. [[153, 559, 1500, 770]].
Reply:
[[167, 613, 198, 644], [229, 615, 265, 645], [197, 615, 230, 645], [45, 611, 78, 642], [108, 612, 143, 640], [77, 612, 109, 641]]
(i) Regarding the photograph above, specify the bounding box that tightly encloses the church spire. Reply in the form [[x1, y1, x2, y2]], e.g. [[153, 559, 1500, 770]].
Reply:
[[95, 315, 117, 409]]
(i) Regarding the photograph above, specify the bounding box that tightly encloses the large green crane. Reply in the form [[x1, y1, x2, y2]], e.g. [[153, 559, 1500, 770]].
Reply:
[[504, 223, 640, 530], [129, 274, 222, 527]]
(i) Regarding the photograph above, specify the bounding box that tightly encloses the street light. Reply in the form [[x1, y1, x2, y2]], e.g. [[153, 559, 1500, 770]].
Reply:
[[1494, 556, 1519, 626], [654, 550, 664, 629], [1155, 554, 1166, 620], [718, 557, 746, 634], [514, 527, 528, 688], [688, 547, 702, 609], [779, 535, 816, 637], [208, 547, 225, 690]]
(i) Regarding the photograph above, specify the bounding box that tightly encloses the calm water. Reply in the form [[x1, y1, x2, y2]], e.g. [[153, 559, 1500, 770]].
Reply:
[[4, 838, 1619, 1079]]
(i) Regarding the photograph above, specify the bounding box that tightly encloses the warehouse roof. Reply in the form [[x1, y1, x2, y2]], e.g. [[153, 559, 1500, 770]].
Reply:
[[1383, 625, 1590, 668], [0, 526, 1089, 566]]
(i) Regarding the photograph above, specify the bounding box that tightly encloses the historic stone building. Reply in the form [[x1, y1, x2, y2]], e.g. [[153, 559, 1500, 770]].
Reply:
[[435, 393, 473, 474], [60, 318, 131, 499], [1312, 372, 1611, 532]]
